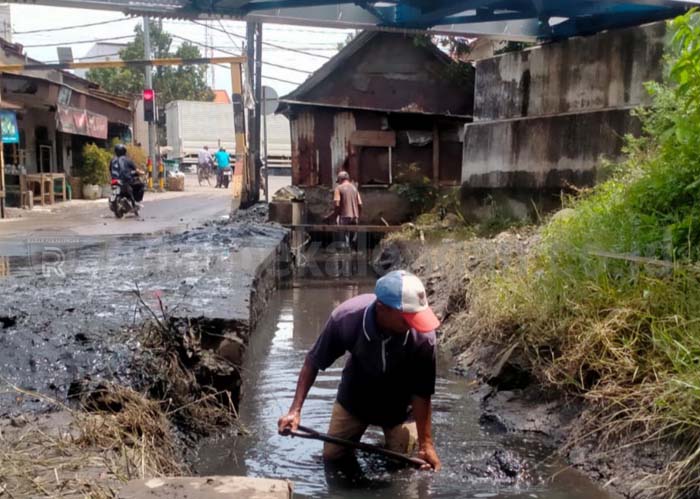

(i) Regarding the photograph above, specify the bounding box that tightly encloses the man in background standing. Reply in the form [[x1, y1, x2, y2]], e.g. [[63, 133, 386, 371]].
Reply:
[[326, 171, 362, 249]]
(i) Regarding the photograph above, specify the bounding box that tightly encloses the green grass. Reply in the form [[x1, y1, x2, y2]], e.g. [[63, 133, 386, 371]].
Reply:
[[465, 12, 700, 497]]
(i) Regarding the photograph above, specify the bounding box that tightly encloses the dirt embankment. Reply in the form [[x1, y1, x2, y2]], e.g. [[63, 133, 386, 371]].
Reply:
[[376, 231, 673, 499], [0, 210, 289, 496]]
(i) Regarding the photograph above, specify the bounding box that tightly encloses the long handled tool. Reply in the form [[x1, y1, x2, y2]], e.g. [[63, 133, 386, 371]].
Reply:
[[282, 425, 428, 469]]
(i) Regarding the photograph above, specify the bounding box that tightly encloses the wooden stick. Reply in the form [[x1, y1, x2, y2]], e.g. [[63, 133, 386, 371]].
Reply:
[[283, 425, 429, 469]]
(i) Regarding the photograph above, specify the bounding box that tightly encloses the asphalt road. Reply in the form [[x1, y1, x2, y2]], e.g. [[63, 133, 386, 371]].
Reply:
[[0, 174, 233, 242]]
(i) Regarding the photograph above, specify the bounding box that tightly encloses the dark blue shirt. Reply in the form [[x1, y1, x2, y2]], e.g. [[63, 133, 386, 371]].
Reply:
[[307, 294, 436, 427]]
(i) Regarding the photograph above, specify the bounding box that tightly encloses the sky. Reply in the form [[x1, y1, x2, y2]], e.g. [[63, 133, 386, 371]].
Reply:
[[9, 4, 355, 98]]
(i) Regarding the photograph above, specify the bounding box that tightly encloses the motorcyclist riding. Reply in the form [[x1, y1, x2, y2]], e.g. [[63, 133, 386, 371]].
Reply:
[[110, 144, 144, 208]]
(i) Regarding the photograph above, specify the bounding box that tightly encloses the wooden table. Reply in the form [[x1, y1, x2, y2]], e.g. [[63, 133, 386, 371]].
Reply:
[[23, 173, 67, 206]]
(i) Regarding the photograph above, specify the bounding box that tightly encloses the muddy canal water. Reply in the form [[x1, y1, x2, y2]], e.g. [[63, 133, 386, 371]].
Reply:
[[197, 273, 612, 499]]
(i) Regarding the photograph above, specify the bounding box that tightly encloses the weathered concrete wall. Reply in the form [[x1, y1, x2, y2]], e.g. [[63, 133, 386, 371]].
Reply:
[[461, 21, 667, 219], [463, 109, 640, 189], [474, 22, 666, 120]]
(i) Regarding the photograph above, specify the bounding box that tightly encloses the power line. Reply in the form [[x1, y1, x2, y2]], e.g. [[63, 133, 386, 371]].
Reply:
[[171, 34, 312, 75], [41, 52, 123, 64], [13, 17, 133, 35], [218, 18, 242, 53], [207, 59, 302, 86], [191, 20, 331, 60], [22, 35, 133, 48], [262, 74, 303, 86]]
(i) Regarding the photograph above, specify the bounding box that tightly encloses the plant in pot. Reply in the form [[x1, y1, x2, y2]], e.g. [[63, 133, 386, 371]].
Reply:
[[80, 143, 110, 200]]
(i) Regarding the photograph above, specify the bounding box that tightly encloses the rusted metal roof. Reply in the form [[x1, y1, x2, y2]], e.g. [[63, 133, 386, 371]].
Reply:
[[280, 32, 473, 118], [280, 99, 472, 119]]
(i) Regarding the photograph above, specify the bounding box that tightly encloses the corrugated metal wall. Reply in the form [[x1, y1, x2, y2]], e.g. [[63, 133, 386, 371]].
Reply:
[[290, 111, 315, 185], [290, 107, 465, 187], [330, 111, 356, 180]]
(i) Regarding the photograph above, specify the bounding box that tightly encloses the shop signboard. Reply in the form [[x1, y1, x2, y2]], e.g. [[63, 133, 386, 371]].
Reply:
[[56, 105, 108, 139], [1, 111, 19, 144]]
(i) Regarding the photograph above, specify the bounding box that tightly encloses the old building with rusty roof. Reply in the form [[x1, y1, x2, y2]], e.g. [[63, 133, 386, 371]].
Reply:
[[278, 31, 474, 224]]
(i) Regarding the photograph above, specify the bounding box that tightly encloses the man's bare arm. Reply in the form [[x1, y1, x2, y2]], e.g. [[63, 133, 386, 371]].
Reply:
[[277, 357, 319, 433], [412, 395, 441, 471]]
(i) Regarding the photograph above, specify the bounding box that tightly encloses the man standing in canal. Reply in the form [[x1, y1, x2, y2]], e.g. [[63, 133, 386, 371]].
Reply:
[[326, 170, 362, 249], [278, 270, 441, 471]]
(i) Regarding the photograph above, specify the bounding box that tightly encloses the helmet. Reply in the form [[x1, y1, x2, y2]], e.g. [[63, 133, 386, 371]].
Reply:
[[114, 144, 127, 157]]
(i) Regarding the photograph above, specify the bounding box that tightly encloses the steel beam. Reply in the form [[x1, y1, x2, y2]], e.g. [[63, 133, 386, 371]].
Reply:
[[3, 0, 697, 40]]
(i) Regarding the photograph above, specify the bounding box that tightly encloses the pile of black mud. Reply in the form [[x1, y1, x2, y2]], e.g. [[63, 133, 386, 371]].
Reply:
[[0, 212, 287, 419]]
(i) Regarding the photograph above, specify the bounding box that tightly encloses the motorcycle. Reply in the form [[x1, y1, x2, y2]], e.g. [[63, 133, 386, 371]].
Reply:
[[220, 166, 233, 188], [109, 179, 139, 219]]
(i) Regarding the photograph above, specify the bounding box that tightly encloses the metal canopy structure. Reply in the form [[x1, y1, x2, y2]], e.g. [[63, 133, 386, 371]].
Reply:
[[6, 0, 700, 40]]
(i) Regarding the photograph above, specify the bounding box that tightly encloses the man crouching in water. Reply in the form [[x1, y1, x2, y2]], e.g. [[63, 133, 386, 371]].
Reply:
[[278, 270, 441, 471]]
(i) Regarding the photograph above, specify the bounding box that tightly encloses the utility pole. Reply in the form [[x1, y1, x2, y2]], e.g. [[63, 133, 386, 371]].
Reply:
[[143, 17, 158, 190], [253, 22, 262, 203], [245, 22, 257, 205]]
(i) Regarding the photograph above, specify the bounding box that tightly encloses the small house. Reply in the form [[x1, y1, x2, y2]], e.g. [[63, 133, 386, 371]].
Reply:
[[278, 31, 474, 224]]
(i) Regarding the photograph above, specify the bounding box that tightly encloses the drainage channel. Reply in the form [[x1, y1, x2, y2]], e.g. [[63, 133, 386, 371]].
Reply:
[[195, 264, 613, 499]]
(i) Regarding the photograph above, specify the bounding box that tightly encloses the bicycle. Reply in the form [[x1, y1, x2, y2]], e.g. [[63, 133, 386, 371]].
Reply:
[[197, 162, 213, 186]]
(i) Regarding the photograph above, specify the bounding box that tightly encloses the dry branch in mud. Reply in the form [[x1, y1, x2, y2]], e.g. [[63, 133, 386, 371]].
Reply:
[[131, 287, 243, 437], [0, 384, 182, 498], [0, 290, 247, 497]]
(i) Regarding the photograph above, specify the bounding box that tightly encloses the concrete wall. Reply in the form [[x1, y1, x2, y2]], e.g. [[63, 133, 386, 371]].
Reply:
[[463, 109, 640, 189], [461, 21, 667, 219], [474, 22, 666, 121]]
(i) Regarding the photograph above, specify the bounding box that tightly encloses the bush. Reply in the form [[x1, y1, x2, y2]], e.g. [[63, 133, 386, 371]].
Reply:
[[469, 11, 700, 497], [109, 138, 147, 169], [127, 144, 148, 169], [390, 163, 437, 214], [80, 143, 111, 186]]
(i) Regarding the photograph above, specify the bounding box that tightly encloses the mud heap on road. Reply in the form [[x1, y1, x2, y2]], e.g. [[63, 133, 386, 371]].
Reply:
[[0, 212, 289, 496]]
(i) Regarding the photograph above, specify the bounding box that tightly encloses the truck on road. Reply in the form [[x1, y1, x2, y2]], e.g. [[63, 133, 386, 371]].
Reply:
[[165, 100, 236, 169]]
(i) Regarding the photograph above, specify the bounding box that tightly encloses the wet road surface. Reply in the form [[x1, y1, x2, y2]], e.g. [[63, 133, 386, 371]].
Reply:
[[0, 174, 232, 242], [196, 273, 614, 499]]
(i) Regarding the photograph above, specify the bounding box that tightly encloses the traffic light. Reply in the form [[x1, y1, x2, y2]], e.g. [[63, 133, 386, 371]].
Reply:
[[143, 89, 156, 123]]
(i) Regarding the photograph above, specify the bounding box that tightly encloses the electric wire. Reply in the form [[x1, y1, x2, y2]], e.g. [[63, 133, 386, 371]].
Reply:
[[12, 17, 133, 35], [191, 20, 331, 60], [218, 18, 243, 53], [22, 35, 134, 48], [171, 34, 312, 75]]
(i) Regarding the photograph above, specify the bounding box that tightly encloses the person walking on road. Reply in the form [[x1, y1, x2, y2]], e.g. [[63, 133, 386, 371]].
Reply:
[[278, 270, 442, 472], [214, 147, 230, 188], [325, 170, 362, 249], [197, 145, 214, 185]]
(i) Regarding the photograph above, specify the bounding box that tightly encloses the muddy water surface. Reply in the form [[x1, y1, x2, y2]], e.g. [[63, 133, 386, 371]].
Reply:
[[197, 275, 613, 499]]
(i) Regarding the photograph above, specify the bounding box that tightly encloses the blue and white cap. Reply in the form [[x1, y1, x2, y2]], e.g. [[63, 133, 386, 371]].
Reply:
[[375, 270, 440, 333]]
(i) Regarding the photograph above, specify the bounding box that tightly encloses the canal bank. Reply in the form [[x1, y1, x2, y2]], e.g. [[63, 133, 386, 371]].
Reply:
[[194, 257, 614, 499], [373, 230, 677, 499], [0, 216, 631, 498]]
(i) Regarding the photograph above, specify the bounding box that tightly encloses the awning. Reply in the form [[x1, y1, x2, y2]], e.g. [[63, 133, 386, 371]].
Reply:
[[56, 105, 108, 140]]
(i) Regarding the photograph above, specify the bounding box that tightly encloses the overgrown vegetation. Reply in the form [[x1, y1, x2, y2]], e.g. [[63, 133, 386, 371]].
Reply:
[[79, 143, 111, 186], [465, 12, 700, 498], [390, 163, 438, 215]]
